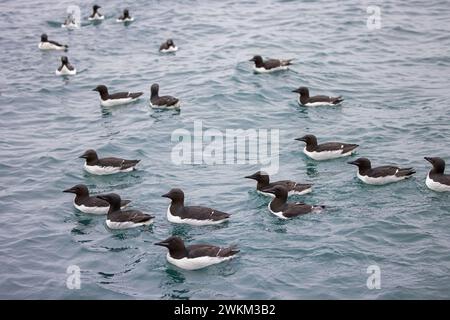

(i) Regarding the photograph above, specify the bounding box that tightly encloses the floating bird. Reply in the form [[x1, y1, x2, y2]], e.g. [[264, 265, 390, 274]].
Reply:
[[63, 184, 130, 214], [348, 157, 416, 185], [264, 185, 324, 219], [292, 87, 343, 106], [117, 9, 134, 22], [92, 85, 143, 107], [79, 149, 140, 175], [245, 171, 312, 197], [97, 193, 154, 229], [88, 5, 104, 20], [55, 56, 76, 76], [162, 188, 230, 225], [38, 33, 68, 51], [159, 39, 178, 53], [296, 134, 358, 161], [61, 13, 78, 29], [249, 55, 292, 73], [425, 157, 450, 192], [155, 236, 239, 270], [149, 83, 180, 109]]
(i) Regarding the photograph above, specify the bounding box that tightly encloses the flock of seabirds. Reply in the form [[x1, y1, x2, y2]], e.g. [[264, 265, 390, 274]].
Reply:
[[39, 5, 450, 271]]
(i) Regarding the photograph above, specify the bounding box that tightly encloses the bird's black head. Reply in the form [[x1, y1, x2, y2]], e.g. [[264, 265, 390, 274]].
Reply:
[[93, 84, 108, 94], [245, 171, 269, 183], [150, 83, 159, 95], [154, 236, 185, 251], [292, 87, 309, 96], [79, 149, 99, 162], [41, 33, 48, 42], [161, 188, 184, 203], [97, 193, 122, 208], [61, 56, 69, 64], [63, 184, 89, 196], [123, 9, 130, 18], [295, 134, 317, 146], [263, 185, 288, 198], [93, 5, 101, 11], [425, 157, 446, 173], [167, 39, 174, 46], [348, 157, 371, 169], [249, 55, 263, 64]]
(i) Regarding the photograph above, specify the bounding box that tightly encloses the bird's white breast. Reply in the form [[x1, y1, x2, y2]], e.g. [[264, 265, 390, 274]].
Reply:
[[149, 100, 181, 110], [253, 65, 288, 74], [166, 205, 226, 226], [106, 219, 153, 230], [160, 46, 178, 53], [303, 147, 350, 161], [83, 163, 133, 175], [100, 97, 134, 107], [267, 202, 288, 219], [117, 17, 134, 22], [38, 42, 65, 50], [55, 65, 76, 76], [166, 253, 233, 270], [426, 174, 450, 192], [299, 99, 335, 107], [88, 14, 104, 21], [356, 171, 405, 185], [74, 202, 108, 215]]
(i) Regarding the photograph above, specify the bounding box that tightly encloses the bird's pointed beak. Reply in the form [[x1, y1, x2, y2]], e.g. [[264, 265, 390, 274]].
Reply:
[[92, 88, 98, 92], [347, 160, 358, 165], [295, 137, 305, 142], [249, 58, 254, 62], [244, 175, 254, 179], [262, 187, 276, 194], [154, 241, 169, 247], [292, 89, 300, 93], [424, 157, 432, 163], [97, 195, 107, 201], [79, 154, 87, 159], [63, 187, 75, 193], [161, 192, 170, 198]]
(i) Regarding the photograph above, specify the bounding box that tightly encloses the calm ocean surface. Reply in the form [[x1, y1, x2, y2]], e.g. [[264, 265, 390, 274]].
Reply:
[[1, 0, 450, 299]]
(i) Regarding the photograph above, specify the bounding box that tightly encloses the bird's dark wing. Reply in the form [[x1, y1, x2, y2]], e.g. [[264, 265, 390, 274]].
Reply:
[[263, 59, 282, 69], [282, 202, 313, 218], [316, 142, 346, 152], [155, 95, 179, 106], [97, 157, 139, 169], [187, 244, 239, 258], [75, 196, 109, 207], [48, 40, 67, 48], [432, 174, 450, 185], [159, 42, 169, 50], [367, 166, 415, 178], [111, 210, 154, 223], [108, 91, 143, 99], [183, 206, 231, 221], [66, 63, 75, 71]]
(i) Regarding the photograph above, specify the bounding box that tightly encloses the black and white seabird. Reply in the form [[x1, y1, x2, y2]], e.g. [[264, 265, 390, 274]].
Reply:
[[38, 33, 68, 51], [79, 149, 140, 175], [93, 85, 143, 107], [88, 5, 104, 20], [62, 13, 78, 29], [63, 184, 131, 214], [249, 55, 292, 73], [245, 171, 312, 197], [55, 56, 76, 76], [295, 134, 358, 161], [149, 83, 180, 109], [162, 188, 230, 226], [264, 185, 324, 219], [348, 157, 416, 185], [97, 193, 154, 229], [425, 157, 450, 192], [155, 236, 239, 270], [117, 9, 134, 22], [159, 39, 178, 53], [292, 87, 343, 106]]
